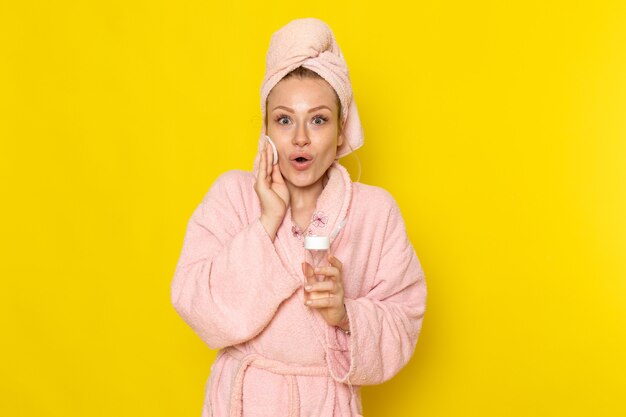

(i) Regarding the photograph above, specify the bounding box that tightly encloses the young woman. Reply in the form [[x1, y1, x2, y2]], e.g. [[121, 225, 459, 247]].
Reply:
[[171, 17, 427, 417]]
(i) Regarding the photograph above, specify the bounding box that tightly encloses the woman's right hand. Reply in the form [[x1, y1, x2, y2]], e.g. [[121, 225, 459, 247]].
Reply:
[[255, 140, 289, 241]]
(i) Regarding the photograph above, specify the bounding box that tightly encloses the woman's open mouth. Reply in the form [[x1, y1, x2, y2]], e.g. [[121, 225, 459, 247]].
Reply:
[[289, 153, 314, 171]]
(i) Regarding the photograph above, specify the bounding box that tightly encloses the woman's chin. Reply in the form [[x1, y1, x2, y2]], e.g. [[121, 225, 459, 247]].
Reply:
[[284, 172, 322, 189]]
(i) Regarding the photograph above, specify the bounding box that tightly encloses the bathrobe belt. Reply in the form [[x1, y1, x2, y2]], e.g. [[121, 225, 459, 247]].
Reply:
[[224, 346, 334, 417]]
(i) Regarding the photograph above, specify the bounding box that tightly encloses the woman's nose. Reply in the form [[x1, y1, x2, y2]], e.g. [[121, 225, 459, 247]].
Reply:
[[292, 121, 311, 147]]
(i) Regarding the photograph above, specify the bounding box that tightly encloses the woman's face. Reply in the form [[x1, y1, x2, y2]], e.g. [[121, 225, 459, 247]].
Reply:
[[266, 76, 344, 190]]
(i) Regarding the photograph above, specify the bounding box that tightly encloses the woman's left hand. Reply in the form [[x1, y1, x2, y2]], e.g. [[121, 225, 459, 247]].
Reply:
[[302, 255, 349, 331]]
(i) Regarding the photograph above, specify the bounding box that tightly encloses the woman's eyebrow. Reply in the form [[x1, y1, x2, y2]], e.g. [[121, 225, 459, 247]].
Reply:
[[271, 105, 332, 113]]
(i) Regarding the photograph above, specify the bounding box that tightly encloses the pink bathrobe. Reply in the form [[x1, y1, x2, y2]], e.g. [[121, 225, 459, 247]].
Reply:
[[171, 161, 427, 417]]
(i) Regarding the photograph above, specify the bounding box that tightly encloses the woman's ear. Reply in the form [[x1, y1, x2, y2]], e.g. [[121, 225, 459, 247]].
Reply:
[[337, 122, 345, 147]]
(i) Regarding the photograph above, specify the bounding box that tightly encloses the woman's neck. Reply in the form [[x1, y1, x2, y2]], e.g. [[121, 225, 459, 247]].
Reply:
[[287, 173, 329, 215]]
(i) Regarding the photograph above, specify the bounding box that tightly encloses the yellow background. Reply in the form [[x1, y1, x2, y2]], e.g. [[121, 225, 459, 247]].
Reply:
[[1, 1, 625, 416]]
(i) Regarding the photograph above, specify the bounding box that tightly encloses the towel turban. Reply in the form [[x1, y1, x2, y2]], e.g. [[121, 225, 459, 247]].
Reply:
[[257, 17, 364, 161]]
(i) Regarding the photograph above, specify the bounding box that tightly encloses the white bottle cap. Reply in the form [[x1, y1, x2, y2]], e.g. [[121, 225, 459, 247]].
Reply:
[[304, 235, 330, 250]]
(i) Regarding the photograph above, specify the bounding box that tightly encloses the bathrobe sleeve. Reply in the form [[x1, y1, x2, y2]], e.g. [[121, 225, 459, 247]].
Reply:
[[325, 192, 427, 386], [170, 171, 301, 350]]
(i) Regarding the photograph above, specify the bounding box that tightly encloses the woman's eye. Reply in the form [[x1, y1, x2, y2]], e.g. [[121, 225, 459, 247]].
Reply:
[[312, 116, 327, 125], [277, 116, 290, 125]]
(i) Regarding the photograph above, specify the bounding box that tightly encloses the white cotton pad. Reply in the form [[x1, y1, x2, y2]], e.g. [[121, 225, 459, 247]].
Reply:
[[264, 135, 279, 165]]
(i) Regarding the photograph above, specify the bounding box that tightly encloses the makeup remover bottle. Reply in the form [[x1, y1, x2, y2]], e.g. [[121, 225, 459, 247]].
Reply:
[[303, 236, 331, 295]]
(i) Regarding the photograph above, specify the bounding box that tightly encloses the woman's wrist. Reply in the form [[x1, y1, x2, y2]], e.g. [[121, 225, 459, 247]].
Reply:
[[260, 213, 282, 241], [336, 305, 350, 334]]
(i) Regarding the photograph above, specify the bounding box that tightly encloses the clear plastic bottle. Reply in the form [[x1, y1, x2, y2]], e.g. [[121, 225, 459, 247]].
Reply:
[[303, 236, 331, 299]]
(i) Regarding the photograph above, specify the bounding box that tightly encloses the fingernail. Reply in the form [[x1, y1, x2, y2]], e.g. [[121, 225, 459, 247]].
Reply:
[[306, 300, 312, 305], [305, 285, 312, 290]]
